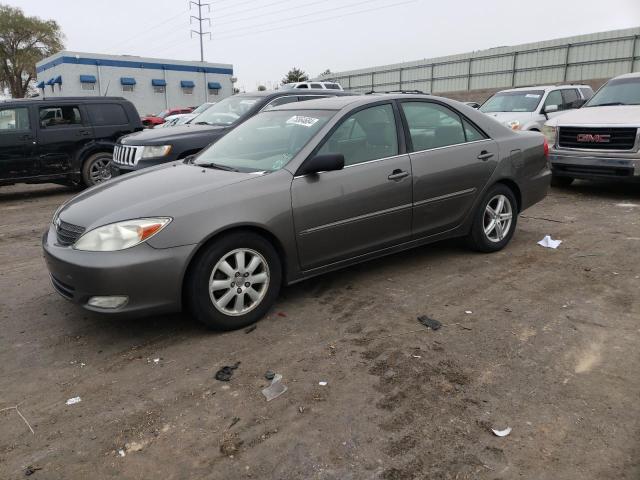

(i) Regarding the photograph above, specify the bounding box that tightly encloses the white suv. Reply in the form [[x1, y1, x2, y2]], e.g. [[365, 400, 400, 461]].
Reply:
[[479, 84, 593, 132], [543, 72, 640, 186], [281, 81, 343, 91]]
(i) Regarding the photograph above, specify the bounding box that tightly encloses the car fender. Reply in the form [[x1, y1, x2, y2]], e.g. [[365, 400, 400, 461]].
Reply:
[[73, 139, 117, 171]]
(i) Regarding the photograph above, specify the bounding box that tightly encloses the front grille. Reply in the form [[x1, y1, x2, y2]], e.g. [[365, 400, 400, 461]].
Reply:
[[51, 275, 75, 300], [558, 127, 637, 150], [56, 220, 85, 247], [113, 144, 142, 166]]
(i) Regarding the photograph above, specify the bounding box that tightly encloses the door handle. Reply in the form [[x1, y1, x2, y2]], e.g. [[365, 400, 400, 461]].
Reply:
[[477, 150, 494, 161], [79, 130, 91, 136], [388, 169, 409, 181]]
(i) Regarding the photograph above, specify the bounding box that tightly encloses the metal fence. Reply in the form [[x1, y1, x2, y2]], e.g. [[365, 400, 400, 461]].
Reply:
[[320, 28, 640, 94]]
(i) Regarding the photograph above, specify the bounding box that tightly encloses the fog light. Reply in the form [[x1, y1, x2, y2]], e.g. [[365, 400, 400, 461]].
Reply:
[[87, 296, 128, 309]]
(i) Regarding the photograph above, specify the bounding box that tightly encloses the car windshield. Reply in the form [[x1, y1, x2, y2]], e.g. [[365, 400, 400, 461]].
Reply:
[[193, 109, 335, 172], [190, 96, 261, 126], [480, 90, 544, 113], [584, 77, 640, 107]]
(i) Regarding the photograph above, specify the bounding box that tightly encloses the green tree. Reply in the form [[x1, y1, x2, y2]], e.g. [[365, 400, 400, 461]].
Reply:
[[257, 85, 266, 91], [281, 67, 308, 85], [0, 4, 64, 98], [320, 69, 332, 76]]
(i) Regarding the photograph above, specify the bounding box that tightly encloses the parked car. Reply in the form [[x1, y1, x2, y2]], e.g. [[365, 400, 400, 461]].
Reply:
[[111, 90, 352, 176], [141, 107, 193, 128], [162, 102, 216, 128], [0, 96, 142, 188], [543, 72, 640, 186], [44, 94, 549, 330], [479, 84, 593, 131], [281, 81, 343, 91]]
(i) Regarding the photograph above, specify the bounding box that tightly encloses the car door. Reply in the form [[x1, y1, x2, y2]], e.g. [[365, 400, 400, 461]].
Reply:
[[398, 100, 498, 238], [291, 103, 412, 270], [36, 104, 92, 175], [0, 105, 37, 180]]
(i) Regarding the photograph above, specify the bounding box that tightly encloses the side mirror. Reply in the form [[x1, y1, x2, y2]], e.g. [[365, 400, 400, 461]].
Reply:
[[543, 104, 559, 113], [298, 153, 345, 176]]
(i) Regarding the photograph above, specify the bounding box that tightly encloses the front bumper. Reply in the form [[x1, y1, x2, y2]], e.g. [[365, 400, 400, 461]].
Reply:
[[550, 151, 640, 181], [42, 224, 196, 316]]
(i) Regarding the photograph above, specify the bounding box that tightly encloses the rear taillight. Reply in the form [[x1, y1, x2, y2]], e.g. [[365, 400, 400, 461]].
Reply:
[[543, 137, 549, 158]]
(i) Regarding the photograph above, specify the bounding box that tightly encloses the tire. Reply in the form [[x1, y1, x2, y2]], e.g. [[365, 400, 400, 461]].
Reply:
[[82, 152, 113, 187], [186, 232, 282, 330], [466, 184, 518, 253], [550, 175, 574, 188]]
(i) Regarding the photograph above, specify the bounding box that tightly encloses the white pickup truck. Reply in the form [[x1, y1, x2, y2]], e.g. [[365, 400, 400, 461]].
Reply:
[[543, 72, 640, 186]]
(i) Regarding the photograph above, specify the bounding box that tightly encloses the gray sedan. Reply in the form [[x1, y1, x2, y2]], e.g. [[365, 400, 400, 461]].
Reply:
[[43, 94, 550, 329]]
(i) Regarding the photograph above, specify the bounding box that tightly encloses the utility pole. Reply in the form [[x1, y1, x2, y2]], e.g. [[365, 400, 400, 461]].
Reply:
[[190, 0, 211, 62]]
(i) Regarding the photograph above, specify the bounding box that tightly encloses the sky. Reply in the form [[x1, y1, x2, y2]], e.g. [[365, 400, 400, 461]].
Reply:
[[7, 0, 640, 92]]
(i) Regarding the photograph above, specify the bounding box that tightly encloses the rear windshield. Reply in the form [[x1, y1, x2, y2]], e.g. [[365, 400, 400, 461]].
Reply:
[[480, 90, 544, 113], [585, 77, 640, 107]]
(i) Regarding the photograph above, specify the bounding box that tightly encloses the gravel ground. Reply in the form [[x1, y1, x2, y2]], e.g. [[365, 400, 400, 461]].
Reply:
[[0, 181, 639, 480]]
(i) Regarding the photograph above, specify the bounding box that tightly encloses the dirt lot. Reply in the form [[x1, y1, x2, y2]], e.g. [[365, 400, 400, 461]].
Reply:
[[1, 181, 639, 480]]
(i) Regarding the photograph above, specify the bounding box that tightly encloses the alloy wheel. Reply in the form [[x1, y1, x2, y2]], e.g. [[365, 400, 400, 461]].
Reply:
[[208, 248, 270, 316], [89, 158, 112, 184], [483, 194, 513, 243]]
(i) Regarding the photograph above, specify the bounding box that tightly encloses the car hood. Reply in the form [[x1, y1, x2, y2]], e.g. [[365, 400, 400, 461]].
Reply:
[[545, 105, 640, 126], [58, 162, 260, 231], [482, 111, 535, 124], [119, 123, 229, 145]]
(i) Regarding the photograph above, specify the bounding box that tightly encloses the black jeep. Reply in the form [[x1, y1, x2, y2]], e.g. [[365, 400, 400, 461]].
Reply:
[[0, 96, 142, 188]]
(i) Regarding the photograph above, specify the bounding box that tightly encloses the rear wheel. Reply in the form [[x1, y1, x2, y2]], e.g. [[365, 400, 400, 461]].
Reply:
[[186, 232, 282, 330], [551, 175, 574, 188], [467, 184, 518, 253], [82, 152, 112, 187]]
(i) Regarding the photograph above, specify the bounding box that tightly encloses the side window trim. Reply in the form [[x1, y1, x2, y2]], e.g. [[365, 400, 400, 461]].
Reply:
[[397, 99, 488, 153], [261, 95, 298, 111], [297, 101, 400, 174]]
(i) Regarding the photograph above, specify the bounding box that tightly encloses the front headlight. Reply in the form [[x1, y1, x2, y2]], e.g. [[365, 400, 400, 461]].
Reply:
[[506, 120, 521, 130], [542, 125, 557, 146], [74, 218, 171, 251], [141, 145, 172, 158]]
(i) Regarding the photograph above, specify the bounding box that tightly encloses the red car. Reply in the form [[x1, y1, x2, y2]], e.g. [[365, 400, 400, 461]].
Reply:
[[141, 107, 194, 128]]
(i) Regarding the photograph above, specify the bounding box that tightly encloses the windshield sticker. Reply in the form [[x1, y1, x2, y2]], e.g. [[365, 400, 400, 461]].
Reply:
[[286, 115, 319, 127], [525, 94, 541, 98]]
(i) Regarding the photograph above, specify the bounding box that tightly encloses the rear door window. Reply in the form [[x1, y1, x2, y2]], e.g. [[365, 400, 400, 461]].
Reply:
[[39, 106, 82, 128], [87, 103, 128, 126], [401, 102, 466, 151], [561, 89, 580, 109], [579, 87, 594, 100], [296, 84, 309, 89]]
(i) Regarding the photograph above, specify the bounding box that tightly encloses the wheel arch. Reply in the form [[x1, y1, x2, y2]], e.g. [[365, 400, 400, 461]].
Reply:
[[494, 178, 522, 212], [180, 225, 289, 308]]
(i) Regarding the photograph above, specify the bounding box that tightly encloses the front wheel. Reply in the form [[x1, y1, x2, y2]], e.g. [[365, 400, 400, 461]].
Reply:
[[82, 152, 113, 187], [186, 232, 282, 330], [467, 184, 518, 253]]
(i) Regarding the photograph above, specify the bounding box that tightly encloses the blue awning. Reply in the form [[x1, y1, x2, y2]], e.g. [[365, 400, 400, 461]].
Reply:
[[120, 77, 136, 85], [37, 81, 46, 89], [46, 78, 55, 85], [151, 79, 166, 87], [53, 75, 62, 85], [180, 80, 195, 88], [80, 75, 97, 83], [207, 81, 221, 89]]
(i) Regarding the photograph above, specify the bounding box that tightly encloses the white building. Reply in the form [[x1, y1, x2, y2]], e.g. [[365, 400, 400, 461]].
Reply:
[[35, 51, 234, 115]]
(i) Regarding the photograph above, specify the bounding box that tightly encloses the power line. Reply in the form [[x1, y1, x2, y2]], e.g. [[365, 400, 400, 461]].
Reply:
[[105, 8, 190, 51], [214, 0, 391, 37], [213, 0, 418, 41], [190, 0, 212, 62], [215, 0, 293, 19], [216, 0, 327, 25]]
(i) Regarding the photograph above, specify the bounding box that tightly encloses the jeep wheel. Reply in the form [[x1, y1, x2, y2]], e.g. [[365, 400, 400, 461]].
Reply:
[[82, 152, 112, 187]]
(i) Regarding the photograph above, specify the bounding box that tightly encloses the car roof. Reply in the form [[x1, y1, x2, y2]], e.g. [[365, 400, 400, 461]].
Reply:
[[612, 72, 640, 80], [498, 84, 591, 93], [5, 96, 129, 104], [235, 90, 350, 100]]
